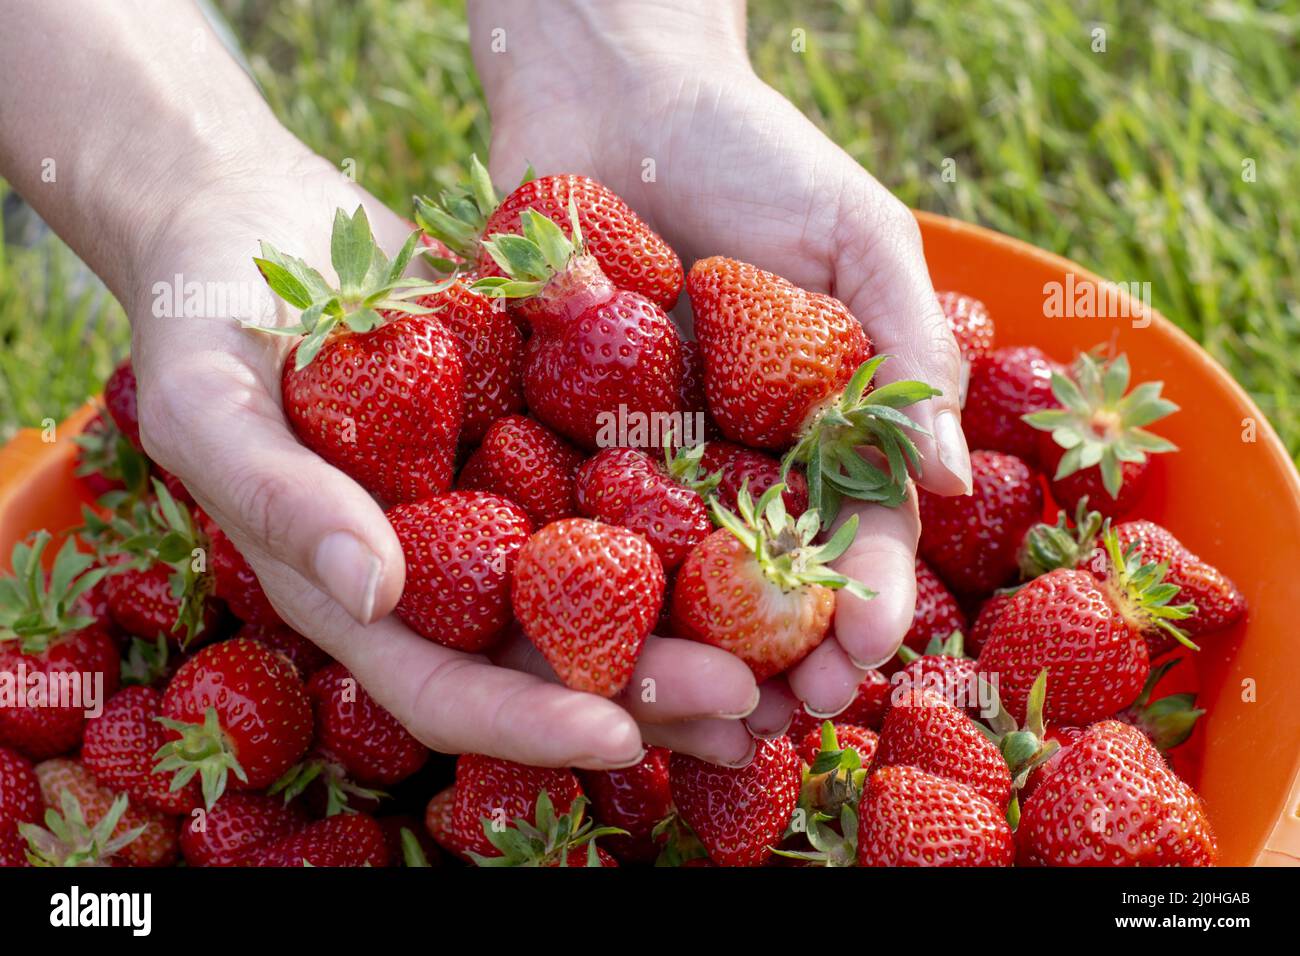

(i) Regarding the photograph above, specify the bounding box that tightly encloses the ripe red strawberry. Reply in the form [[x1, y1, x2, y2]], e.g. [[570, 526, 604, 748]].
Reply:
[[893, 631, 985, 717], [670, 736, 801, 867], [254, 206, 464, 505], [935, 291, 995, 362], [156, 638, 313, 808], [237, 620, 332, 680], [458, 414, 583, 527], [82, 686, 200, 816], [1025, 352, 1178, 518], [968, 591, 1014, 657], [512, 518, 664, 696], [857, 765, 1014, 867], [678, 339, 708, 418], [243, 811, 391, 867], [0, 746, 40, 867], [425, 785, 469, 860], [473, 210, 685, 449], [579, 746, 672, 864], [204, 520, 279, 626], [72, 409, 149, 500], [450, 754, 583, 858], [104, 359, 142, 449], [410, 280, 525, 444], [104, 563, 218, 648], [962, 346, 1063, 464], [574, 446, 714, 571], [787, 669, 892, 740], [699, 439, 808, 518], [918, 449, 1044, 598], [1017, 720, 1216, 866], [416, 158, 684, 312], [179, 791, 309, 867], [28, 758, 178, 867], [797, 722, 878, 768], [687, 257, 937, 520], [905, 558, 966, 653], [388, 491, 532, 652], [876, 687, 1011, 808], [977, 530, 1195, 725], [0, 533, 121, 760], [304, 662, 428, 789]]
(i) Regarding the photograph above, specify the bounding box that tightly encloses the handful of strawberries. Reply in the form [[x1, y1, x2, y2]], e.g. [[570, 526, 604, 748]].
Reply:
[[0, 159, 1244, 868]]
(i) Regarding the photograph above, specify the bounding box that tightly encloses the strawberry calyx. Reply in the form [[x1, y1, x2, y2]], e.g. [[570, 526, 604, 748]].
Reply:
[[72, 405, 150, 498], [896, 629, 968, 666], [270, 757, 387, 817], [782, 354, 940, 528], [1017, 498, 1106, 579], [1117, 659, 1205, 751], [120, 635, 171, 687], [651, 810, 710, 867], [0, 531, 108, 655], [250, 205, 451, 370], [472, 201, 591, 302], [977, 670, 1060, 827], [152, 706, 249, 811], [1102, 528, 1198, 650], [400, 827, 433, 867], [709, 483, 875, 601], [412, 154, 502, 264], [469, 791, 624, 868], [800, 721, 869, 816], [1022, 351, 1178, 498], [20, 790, 145, 867], [662, 440, 722, 498]]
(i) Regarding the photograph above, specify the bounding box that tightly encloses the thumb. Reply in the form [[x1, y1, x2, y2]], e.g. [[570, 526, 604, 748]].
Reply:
[[136, 347, 405, 625]]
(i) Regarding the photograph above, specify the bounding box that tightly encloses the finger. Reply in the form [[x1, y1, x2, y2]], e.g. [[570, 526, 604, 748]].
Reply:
[[833, 182, 971, 495], [258, 565, 644, 769], [785, 638, 867, 718], [641, 718, 756, 768], [744, 679, 798, 738], [134, 348, 405, 625], [827, 491, 920, 669]]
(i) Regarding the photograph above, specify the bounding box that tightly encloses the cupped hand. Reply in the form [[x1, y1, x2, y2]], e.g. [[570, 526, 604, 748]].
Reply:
[[127, 148, 759, 769], [476, 20, 972, 734]]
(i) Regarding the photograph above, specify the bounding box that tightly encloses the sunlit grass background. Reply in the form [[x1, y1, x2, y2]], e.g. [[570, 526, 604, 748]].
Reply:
[[2, 0, 1295, 455]]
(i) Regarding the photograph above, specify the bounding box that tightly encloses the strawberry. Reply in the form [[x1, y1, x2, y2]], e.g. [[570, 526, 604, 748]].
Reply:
[[678, 339, 708, 418], [410, 280, 525, 444], [473, 209, 686, 450], [687, 257, 937, 521], [237, 620, 332, 680], [104, 564, 218, 648], [574, 445, 714, 571], [450, 754, 583, 858], [253, 206, 464, 505], [968, 590, 1014, 657], [82, 686, 200, 816], [425, 785, 469, 860], [857, 766, 1014, 867], [0, 533, 120, 760], [977, 530, 1194, 725], [892, 631, 984, 717], [179, 791, 309, 867], [962, 346, 1063, 464], [672, 484, 870, 681], [388, 491, 532, 652], [468, 790, 624, 867], [512, 517, 664, 697], [155, 637, 313, 809], [796, 722, 878, 768], [787, 669, 892, 740], [670, 736, 801, 867], [1017, 719, 1217, 866], [27, 758, 178, 867], [103, 358, 142, 449], [0, 746, 40, 867], [1024, 352, 1178, 518], [243, 811, 391, 867], [918, 449, 1044, 598], [205, 519, 280, 626], [904, 558, 966, 653], [579, 746, 672, 864], [458, 414, 583, 527], [416, 157, 683, 312], [876, 686, 1011, 808], [72, 409, 150, 500], [699, 439, 808, 518], [935, 291, 995, 362]]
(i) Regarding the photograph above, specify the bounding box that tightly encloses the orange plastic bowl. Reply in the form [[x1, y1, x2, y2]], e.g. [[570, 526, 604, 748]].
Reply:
[[1, 213, 1298, 866]]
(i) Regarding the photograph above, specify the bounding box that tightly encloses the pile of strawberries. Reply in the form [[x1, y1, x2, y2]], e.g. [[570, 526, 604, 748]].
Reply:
[[0, 159, 1245, 867]]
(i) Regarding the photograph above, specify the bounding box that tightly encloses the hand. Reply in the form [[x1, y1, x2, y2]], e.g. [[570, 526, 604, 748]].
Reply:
[[472, 0, 972, 737]]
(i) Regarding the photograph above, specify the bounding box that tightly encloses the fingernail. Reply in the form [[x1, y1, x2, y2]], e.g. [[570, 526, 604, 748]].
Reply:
[[744, 713, 792, 739], [582, 747, 646, 771], [802, 700, 850, 720], [314, 531, 382, 624], [848, 647, 899, 671], [934, 410, 973, 494], [731, 687, 762, 720]]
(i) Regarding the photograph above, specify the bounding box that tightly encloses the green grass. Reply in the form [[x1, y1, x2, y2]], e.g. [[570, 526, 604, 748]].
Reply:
[[2, 0, 1296, 456]]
